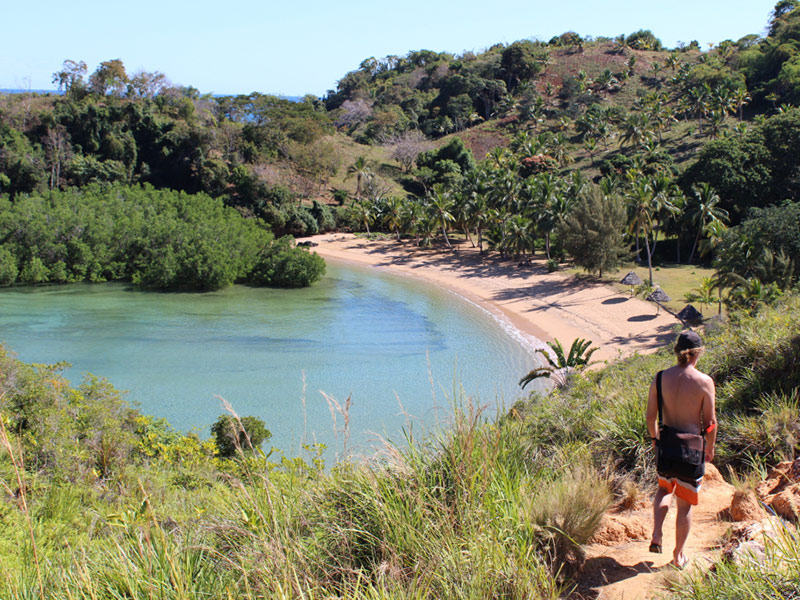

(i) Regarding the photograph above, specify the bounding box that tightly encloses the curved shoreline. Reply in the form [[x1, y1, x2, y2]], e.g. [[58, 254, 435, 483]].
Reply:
[[303, 234, 677, 364]]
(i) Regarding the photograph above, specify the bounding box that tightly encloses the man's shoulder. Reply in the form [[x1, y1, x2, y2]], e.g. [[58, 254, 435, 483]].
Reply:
[[695, 369, 714, 384]]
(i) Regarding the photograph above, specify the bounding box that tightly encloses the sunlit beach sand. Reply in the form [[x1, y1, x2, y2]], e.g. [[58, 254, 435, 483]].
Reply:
[[303, 233, 678, 364]]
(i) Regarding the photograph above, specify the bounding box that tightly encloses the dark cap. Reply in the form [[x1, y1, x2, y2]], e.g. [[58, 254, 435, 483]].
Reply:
[[675, 330, 703, 351]]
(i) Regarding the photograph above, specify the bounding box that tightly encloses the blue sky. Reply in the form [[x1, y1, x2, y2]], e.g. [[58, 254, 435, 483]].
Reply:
[[0, 1, 779, 97]]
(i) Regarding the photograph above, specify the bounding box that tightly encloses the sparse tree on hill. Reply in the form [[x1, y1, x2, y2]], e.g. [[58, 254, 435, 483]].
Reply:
[[390, 130, 429, 173], [52, 59, 87, 94], [89, 59, 128, 96], [127, 70, 170, 98]]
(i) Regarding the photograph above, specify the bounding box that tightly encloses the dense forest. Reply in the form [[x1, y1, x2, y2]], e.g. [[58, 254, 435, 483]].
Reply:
[[0, 185, 325, 290]]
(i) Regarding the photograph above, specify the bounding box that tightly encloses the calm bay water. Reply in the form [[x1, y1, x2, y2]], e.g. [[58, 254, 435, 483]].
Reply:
[[0, 262, 542, 456]]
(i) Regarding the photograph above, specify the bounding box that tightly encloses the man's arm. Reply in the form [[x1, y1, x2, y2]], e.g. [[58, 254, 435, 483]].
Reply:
[[701, 374, 717, 462], [646, 375, 659, 442]]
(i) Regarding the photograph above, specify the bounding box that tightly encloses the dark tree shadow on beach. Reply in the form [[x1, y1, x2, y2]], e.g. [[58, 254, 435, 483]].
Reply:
[[354, 238, 549, 280], [608, 323, 676, 351]]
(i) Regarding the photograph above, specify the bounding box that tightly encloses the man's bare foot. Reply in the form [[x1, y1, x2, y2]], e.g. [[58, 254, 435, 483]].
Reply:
[[671, 554, 689, 569]]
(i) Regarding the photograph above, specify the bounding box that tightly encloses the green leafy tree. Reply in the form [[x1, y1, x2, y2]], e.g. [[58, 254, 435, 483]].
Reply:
[[0, 247, 19, 285], [560, 186, 629, 278], [89, 59, 128, 96], [211, 414, 271, 458], [501, 41, 543, 92], [415, 137, 476, 188], [250, 237, 326, 288]]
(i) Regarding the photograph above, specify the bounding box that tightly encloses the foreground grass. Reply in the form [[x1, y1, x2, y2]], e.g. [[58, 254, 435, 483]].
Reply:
[[0, 353, 609, 599]]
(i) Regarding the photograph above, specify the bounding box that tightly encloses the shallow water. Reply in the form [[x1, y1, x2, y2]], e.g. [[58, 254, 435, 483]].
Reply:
[[0, 262, 544, 456]]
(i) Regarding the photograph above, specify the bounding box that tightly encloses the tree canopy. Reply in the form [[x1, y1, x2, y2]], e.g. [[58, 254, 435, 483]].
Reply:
[[0, 184, 325, 290]]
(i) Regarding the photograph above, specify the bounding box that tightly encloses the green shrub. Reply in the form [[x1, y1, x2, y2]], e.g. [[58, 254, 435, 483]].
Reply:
[[250, 236, 326, 287], [210, 414, 271, 458]]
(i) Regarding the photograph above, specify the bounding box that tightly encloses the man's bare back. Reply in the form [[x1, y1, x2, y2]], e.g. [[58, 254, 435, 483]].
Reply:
[[647, 362, 716, 461], [657, 365, 714, 432]]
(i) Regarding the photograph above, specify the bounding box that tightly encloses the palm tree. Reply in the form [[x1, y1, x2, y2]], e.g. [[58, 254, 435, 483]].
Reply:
[[383, 196, 405, 241], [505, 214, 534, 261], [727, 276, 782, 314], [707, 109, 726, 138], [665, 53, 680, 73], [648, 174, 682, 260], [428, 185, 455, 250], [733, 88, 751, 121], [684, 277, 716, 312], [687, 85, 711, 135], [627, 179, 658, 285], [535, 173, 563, 261], [614, 34, 630, 55], [402, 199, 425, 247], [346, 156, 372, 200], [353, 200, 374, 235], [452, 190, 475, 247], [462, 169, 491, 252], [551, 132, 574, 166], [698, 220, 728, 259], [519, 338, 599, 389], [486, 146, 510, 169], [620, 113, 654, 149], [649, 61, 662, 84], [688, 183, 729, 263]]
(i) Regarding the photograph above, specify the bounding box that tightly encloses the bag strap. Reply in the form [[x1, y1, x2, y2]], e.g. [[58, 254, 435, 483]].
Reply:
[[656, 370, 664, 427]]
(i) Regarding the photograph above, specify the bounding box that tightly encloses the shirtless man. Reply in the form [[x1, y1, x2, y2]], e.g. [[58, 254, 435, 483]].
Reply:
[[646, 330, 717, 569]]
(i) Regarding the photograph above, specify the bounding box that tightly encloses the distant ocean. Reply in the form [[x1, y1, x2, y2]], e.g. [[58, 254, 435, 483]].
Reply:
[[0, 88, 304, 101], [0, 88, 62, 95]]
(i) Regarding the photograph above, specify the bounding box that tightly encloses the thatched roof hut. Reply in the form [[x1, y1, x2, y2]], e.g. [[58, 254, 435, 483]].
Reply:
[[647, 288, 671, 303], [620, 271, 643, 286], [677, 304, 704, 325]]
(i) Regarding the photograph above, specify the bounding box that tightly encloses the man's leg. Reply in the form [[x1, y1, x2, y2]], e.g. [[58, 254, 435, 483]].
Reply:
[[673, 495, 693, 566], [651, 484, 671, 548]]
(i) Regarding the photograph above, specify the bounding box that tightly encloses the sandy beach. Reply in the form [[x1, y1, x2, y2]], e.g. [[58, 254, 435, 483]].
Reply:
[[302, 234, 679, 364]]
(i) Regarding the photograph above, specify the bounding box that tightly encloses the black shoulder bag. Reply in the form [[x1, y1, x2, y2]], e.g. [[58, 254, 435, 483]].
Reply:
[[655, 371, 705, 481]]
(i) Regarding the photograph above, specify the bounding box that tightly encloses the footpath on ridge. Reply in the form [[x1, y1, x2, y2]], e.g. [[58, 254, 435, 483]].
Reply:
[[573, 464, 734, 599]]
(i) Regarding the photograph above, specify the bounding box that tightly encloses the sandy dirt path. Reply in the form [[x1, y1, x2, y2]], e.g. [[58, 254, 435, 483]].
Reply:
[[302, 234, 679, 363], [576, 468, 735, 599]]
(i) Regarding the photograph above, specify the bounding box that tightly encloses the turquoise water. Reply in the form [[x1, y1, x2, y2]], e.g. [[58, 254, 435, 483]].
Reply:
[[0, 262, 542, 456]]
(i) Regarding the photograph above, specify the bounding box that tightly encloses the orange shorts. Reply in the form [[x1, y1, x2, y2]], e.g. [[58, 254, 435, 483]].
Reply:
[[658, 475, 702, 505]]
